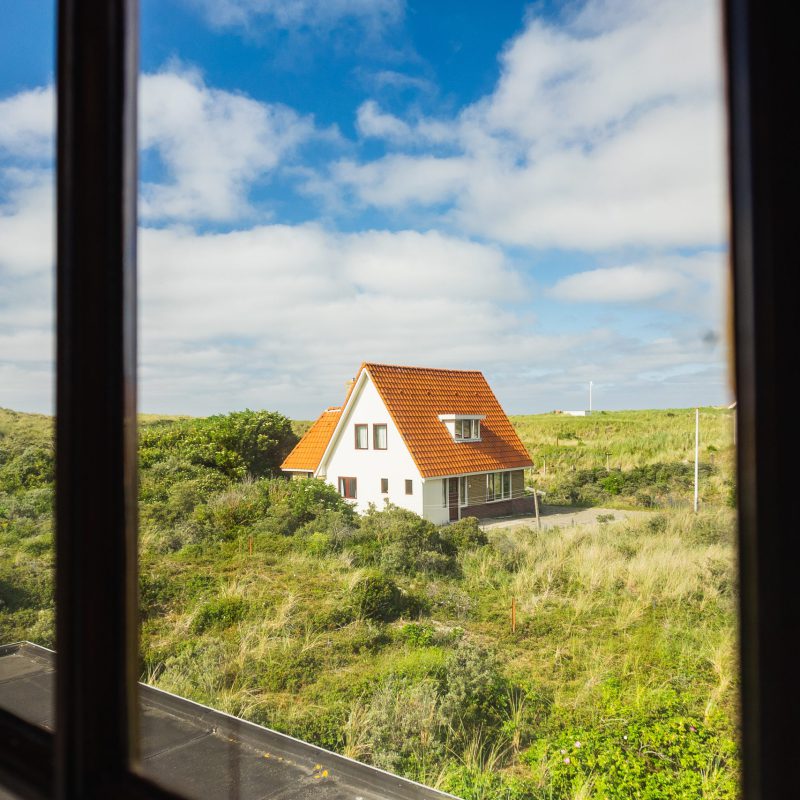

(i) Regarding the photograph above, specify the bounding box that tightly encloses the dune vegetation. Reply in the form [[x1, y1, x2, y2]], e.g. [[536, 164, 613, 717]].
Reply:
[[512, 408, 736, 509], [0, 406, 739, 798]]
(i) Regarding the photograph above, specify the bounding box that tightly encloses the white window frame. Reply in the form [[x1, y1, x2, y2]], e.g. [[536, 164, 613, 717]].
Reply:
[[459, 476, 469, 507], [486, 471, 511, 502], [438, 414, 484, 442]]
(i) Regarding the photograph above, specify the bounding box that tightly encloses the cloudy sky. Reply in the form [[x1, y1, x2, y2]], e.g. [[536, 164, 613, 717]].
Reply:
[[0, 0, 729, 419]]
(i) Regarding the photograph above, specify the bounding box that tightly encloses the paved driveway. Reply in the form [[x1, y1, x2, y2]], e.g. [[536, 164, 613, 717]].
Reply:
[[479, 505, 652, 531]]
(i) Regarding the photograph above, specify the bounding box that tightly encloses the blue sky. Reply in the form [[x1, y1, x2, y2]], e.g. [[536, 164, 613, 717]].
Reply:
[[0, 0, 729, 418]]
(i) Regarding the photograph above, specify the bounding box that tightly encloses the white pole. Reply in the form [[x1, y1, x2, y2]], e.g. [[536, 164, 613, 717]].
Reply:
[[694, 408, 699, 513], [589, 381, 593, 413]]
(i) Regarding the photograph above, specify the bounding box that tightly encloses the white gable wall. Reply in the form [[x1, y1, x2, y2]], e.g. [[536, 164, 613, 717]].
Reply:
[[320, 373, 424, 516]]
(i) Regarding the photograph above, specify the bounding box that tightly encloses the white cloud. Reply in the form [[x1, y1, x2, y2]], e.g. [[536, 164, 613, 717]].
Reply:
[[140, 68, 322, 222], [551, 265, 690, 303], [0, 71, 329, 225], [356, 100, 412, 141], [185, 0, 403, 36], [0, 170, 54, 414], [549, 251, 727, 327], [0, 86, 54, 160], [326, 0, 727, 251], [133, 222, 571, 415], [0, 169, 53, 277], [332, 154, 467, 208]]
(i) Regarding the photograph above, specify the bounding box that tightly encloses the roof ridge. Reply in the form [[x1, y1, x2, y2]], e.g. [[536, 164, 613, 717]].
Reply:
[[364, 362, 483, 375]]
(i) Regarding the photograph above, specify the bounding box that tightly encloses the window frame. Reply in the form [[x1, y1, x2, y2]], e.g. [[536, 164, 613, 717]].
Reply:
[[354, 424, 368, 449], [453, 418, 480, 441], [0, 2, 795, 798], [381, 477, 389, 494], [486, 471, 511, 502], [373, 423, 388, 450], [405, 479, 413, 495], [338, 476, 357, 499]]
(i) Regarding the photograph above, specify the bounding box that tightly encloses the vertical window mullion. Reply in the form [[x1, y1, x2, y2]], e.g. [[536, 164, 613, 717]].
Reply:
[[56, 0, 140, 793]]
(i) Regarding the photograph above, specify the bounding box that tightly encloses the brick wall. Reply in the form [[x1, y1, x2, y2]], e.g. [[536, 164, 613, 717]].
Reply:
[[461, 493, 534, 520]]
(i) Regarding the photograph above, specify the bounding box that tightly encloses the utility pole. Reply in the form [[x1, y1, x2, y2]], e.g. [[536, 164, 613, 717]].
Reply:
[[589, 381, 593, 413], [694, 408, 700, 513]]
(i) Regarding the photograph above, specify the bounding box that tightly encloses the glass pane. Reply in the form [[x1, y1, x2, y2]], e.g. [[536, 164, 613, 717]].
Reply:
[[0, 1, 56, 729], [135, 1, 738, 798]]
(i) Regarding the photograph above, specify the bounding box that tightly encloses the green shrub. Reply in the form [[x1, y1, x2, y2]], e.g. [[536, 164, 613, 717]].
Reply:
[[531, 703, 739, 800], [139, 410, 298, 480], [440, 517, 488, 551], [0, 446, 54, 493], [190, 596, 247, 634], [399, 622, 436, 647], [352, 574, 405, 622], [357, 506, 458, 575], [439, 641, 509, 737], [267, 479, 356, 535]]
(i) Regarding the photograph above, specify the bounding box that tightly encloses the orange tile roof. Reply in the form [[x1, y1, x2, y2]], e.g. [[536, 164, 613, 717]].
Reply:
[[281, 406, 342, 472], [363, 363, 532, 478]]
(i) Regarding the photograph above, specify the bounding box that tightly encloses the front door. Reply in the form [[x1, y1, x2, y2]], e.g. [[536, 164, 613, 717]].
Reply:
[[448, 478, 459, 521]]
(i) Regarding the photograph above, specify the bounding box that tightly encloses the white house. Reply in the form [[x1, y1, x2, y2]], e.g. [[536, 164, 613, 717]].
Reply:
[[281, 363, 534, 524]]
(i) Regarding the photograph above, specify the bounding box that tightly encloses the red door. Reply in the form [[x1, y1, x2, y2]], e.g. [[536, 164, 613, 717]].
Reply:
[[448, 478, 459, 521]]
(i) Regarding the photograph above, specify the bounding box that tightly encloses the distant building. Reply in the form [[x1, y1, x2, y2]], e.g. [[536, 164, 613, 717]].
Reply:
[[281, 363, 534, 523]]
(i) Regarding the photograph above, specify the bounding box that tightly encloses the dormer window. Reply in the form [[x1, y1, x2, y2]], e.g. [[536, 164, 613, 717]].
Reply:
[[455, 418, 479, 440], [438, 414, 484, 442]]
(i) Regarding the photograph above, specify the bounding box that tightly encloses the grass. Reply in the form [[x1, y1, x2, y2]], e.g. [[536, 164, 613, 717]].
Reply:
[[511, 407, 736, 508], [0, 407, 740, 798]]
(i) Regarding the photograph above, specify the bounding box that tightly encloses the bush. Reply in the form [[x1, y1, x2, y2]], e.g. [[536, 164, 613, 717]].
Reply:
[[267, 479, 356, 535], [531, 702, 739, 800], [352, 574, 405, 622], [398, 623, 436, 647], [440, 517, 488, 551], [357, 506, 458, 576], [439, 641, 509, 736], [0, 446, 54, 493], [548, 462, 718, 508], [140, 410, 298, 480], [190, 596, 247, 634]]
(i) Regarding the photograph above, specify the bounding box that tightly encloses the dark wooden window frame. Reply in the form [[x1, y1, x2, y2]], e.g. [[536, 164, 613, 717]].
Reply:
[[405, 479, 413, 495], [0, 0, 797, 797], [380, 478, 389, 494], [373, 423, 388, 450], [338, 476, 357, 499], [354, 424, 368, 449]]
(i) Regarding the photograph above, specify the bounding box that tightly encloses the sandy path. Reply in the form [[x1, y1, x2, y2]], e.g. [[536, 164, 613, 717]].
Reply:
[[479, 505, 652, 531]]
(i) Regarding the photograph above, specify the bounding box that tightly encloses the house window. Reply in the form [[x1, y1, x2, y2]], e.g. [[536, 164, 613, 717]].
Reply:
[[381, 478, 389, 494], [459, 476, 468, 506], [354, 424, 368, 449], [373, 423, 387, 449], [454, 418, 481, 440], [405, 479, 413, 495], [338, 476, 357, 499], [486, 471, 511, 501]]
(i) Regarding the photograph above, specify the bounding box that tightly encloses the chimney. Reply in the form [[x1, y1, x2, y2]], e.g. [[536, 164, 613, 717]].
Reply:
[[344, 378, 356, 396]]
